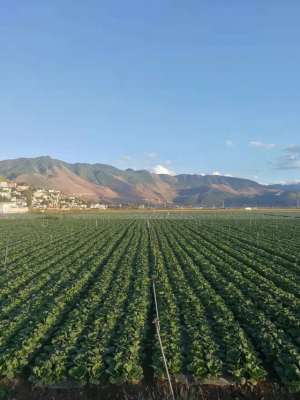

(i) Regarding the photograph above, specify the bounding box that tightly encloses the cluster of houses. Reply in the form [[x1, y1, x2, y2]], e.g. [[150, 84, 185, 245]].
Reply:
[[0, 179, 108, 214], [0, 181, 29, 214], [31, 189, 88, 210]]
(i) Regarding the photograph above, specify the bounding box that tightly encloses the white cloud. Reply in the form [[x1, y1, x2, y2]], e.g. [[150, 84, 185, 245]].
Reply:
[[273, 179, 300, 185], [211, 171, 232, 177], [277, 145, 300, 169], [225, 140, 233, 147], [145, 152, 158, 159], [152, 164, 175, 175], [249, 141, 276, 149]]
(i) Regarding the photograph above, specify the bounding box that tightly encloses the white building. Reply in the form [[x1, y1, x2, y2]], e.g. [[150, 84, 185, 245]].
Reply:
[[0, 181, 9, 188], [0, 181, 16, 189], [90, 203, 108, 210], [0, 188, 12, 200], [16, 185, 30, 192], [0, 202, 29, 214]]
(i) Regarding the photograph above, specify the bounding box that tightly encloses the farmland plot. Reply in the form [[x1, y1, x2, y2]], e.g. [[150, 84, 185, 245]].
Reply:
[[0, 213, 299, 394]]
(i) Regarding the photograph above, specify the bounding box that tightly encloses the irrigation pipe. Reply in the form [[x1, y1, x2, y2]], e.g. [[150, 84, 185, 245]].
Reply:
[[148, 219, 175, 400]]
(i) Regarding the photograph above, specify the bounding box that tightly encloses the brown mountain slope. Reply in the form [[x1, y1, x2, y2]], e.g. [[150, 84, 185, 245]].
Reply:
[[210, 183, 267, 196], [17, 166, 119, 201], [14, 162, 175, 204]]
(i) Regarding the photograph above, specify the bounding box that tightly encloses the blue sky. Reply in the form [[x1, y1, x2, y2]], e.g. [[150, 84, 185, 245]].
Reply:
[[1, 1, 300, 183]]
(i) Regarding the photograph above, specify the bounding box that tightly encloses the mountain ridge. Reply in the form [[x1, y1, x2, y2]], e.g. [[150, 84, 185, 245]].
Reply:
[[0, 156, 299, 207]]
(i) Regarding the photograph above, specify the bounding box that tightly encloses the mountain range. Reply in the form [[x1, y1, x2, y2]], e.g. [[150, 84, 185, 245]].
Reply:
[[0, 156, 300, 207]]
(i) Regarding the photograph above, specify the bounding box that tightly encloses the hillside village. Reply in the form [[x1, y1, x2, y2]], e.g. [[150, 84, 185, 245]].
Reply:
[[0, 179, 108, 214]]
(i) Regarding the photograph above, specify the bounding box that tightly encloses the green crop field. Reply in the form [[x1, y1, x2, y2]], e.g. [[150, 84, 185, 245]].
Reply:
[[0, 211, 299, 398]]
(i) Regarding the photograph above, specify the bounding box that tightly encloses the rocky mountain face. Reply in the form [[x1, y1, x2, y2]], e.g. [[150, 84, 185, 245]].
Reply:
[[0, 156, 299, 207]]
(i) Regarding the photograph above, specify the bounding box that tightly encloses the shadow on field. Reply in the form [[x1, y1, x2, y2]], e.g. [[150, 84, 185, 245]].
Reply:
[[1, 381, 300, 400]]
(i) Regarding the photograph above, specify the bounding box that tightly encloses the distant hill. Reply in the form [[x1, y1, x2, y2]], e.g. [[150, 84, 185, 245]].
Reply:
[[269, 182, 300, 191], [0, 156, 299, 207]]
